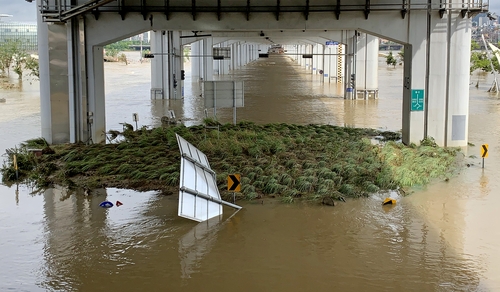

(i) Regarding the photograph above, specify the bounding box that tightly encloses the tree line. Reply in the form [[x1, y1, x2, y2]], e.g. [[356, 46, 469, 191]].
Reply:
[[0, 39, 39, 80], [470, 40, 500, 73]]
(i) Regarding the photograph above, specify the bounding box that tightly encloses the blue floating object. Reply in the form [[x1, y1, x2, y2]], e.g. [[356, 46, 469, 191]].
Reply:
[[99, 201, 114, 208]]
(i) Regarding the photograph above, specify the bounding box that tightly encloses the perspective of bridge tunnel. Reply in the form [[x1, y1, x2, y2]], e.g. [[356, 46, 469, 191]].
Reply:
[[34, 0, 489, 147]]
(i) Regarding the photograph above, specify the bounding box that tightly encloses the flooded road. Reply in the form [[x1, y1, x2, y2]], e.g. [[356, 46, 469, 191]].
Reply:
[[1, 52, 499, 291]]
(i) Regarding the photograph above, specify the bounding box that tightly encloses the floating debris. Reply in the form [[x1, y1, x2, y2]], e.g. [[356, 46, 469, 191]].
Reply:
[[99, 201, 114, 208], [382, 198, 396, 205]]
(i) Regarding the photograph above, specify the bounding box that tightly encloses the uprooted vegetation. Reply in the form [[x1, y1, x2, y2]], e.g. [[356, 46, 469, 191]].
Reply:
[[1, 121, 462, 203]]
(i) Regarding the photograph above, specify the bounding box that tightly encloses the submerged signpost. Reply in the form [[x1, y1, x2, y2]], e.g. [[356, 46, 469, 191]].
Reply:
[[176, 134, 242, 222], [204, 81, 244, 125], [481, 144, 488, 169]]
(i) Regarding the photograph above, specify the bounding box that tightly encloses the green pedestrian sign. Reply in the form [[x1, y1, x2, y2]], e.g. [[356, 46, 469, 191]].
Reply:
[[411, 89, 424, 111]]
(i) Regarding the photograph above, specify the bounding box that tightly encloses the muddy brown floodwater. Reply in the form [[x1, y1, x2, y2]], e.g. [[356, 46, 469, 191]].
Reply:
[[0, 51, 499, 291]]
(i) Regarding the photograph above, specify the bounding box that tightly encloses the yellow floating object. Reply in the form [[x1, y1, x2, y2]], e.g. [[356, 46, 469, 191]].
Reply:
[[382, 198, 396, 205]]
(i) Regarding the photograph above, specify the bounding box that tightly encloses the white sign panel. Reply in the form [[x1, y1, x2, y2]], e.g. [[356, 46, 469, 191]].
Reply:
[[204, 81, 244, 109], [176, 134, 223, 222]]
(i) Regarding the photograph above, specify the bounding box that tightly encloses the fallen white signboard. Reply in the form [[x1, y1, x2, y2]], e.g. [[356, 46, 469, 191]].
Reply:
[[176, 134, 242, 222]]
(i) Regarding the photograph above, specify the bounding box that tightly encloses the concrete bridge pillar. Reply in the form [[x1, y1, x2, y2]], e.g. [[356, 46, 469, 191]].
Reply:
[[317, 44, 324, 81], [355, 33, 379, 99], [243, 43, 249, 66], [230, 42, 237, 70], [402, 11, 427, 145], [37, 12, 71, 144], [425, 6, 471, 147], [298, 45, 304, 68], [236, 43, 242, 68], [305, 45, 313, 72], [150, 31, 183, 100], [191, 40, 202, 81], [202, 37, 214, 81], [344, 32, 357, 99], [313, 44, 319, 77], [243, 43, 247, 64], [220, 42, 231, 75], [321, 43, 338, 84], [212, 40, 231, 75], [301, 45, 306, 68]]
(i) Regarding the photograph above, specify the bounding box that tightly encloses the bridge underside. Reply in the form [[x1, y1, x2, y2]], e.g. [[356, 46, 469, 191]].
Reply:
[[35, 0, 488, 147]]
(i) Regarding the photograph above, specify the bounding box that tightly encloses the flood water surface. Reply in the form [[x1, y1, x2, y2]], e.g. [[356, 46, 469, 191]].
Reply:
[[0, 53, 499, 291]]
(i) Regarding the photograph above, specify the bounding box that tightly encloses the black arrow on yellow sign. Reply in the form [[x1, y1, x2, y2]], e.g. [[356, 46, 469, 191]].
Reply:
[[481, 144, 489, 158], [228, 174, 241, 192]]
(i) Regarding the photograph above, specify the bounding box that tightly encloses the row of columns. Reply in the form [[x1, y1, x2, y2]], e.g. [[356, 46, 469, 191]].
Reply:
[[150, 34, 261, 100], [287, 31, 380, 100]]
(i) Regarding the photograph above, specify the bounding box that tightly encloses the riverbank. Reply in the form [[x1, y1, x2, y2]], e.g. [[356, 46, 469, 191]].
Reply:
[[1, 121, 463, 204]]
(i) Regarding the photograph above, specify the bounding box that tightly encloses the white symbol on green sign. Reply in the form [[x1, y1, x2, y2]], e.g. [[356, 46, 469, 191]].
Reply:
[[411, 89, 424, 111]]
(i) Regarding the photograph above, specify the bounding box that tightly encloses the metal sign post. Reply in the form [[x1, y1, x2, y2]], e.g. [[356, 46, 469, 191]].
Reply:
[[13, 154, 18, 180], [228, 174, 241, 203], [132, 113, 139, 130], [481, 144, 488, 169], [204, 81, 244, 125]]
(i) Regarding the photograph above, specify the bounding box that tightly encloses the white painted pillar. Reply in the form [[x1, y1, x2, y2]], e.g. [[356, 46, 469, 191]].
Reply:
[[214, 42, 222, 75], [243, 44, 248, 66], [221, 42, 230, 74], [304, 45, 312, 72], [300, 45, 306, 68], [312, 44, 318, 75], [240, 44, 245, 66], [355, 33, 379, 99], [323, 45, 331, 83], [38, 13, 71, 144], [249, 44, 253, 62], [426, 13, 448, 146], [150, 31, 182, 99], [317, 44, 324, 81], [344, 33, 356, 99], [445, 13, 470, 147], [86, 46, 106, 142], [238, 43, 243, 68], [150, 30, 168, 99], [191, 40, 202, 81], [230, 42, 237, 70], [202, 37, 214, 81], [426, 7, 471, 147], [402, 11, 427, 145]]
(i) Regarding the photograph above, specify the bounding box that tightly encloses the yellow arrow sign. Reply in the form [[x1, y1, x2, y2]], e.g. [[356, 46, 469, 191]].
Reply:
[[228, 174, 241, 192], [481, 144, 489, 158]]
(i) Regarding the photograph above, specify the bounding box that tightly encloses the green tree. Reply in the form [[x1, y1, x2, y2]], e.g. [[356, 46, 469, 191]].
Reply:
[[24, 56, 39, 79], [0, 39, 21, 76], [470, 51, 499, 74], [471, 40, 480, 50], [183, 47, 190, 62], [386, 51, 397, 67], [117, 53, 128, 65], [105, 48, 119, 58], [13, 50, 29, 80], [397, 48, 404, 65]]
